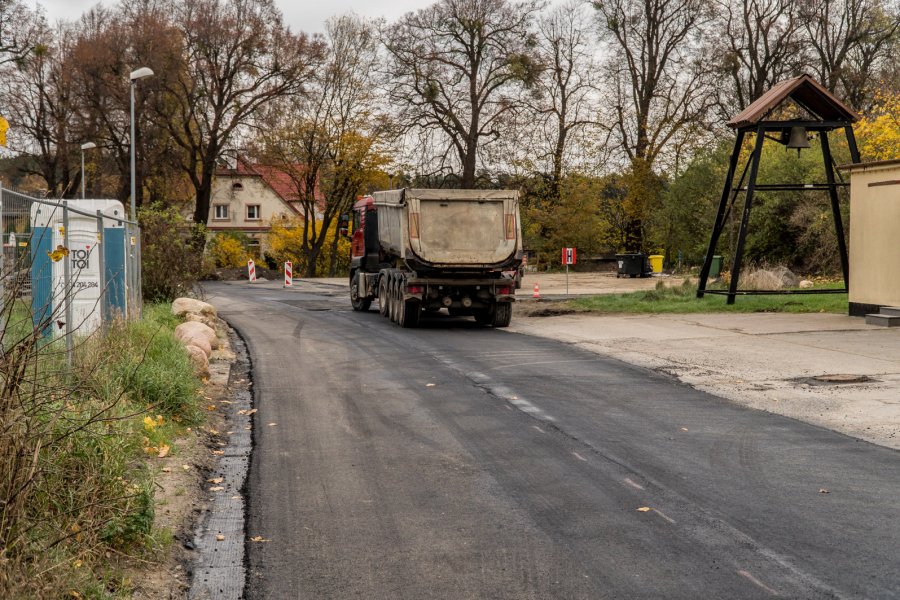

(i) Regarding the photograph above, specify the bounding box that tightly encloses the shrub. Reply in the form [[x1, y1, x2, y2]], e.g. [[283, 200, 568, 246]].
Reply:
[[140, 204, 204, 302], [208, 232, 251, 268]]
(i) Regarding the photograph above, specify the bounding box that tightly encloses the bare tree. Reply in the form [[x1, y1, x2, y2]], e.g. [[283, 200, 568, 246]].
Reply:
[[713, 0, 804, 117], [384, 0, 543, 188], [0, 0, 40, 67], [799, 0, 900, 110], [67, 1, 187, 204], [592, 0, 713, 249], [0, 23, 77, 196], [531, 1, 606, 199], [257, 14, 388, 277], [163, 0, 322, 229]]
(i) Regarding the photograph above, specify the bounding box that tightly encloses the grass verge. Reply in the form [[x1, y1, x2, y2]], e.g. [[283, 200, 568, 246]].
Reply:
[[569, 280, 848, 314], [0, 302, 202, 598]]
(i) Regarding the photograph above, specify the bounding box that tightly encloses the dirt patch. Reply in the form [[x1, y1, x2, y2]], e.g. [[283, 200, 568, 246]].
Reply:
[[127, 322, 237, 600], [514, 300, 581, 318]]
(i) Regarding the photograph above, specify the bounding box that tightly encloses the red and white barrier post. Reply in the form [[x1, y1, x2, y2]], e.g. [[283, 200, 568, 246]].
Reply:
[[247, 259, 257, 282], [284, 261, 293, 287]]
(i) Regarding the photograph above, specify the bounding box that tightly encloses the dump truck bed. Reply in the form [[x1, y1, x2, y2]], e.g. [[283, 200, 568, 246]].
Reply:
[[372, 189, 521, 269]]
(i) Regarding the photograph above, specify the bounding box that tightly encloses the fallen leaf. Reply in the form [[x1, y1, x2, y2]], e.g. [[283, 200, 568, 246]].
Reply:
[[161, 467, 171, 473], [209, 486, 224, 492], [157, 444, 170, 458], [245, 408, 258, 415], [680, 428, 689, 432], [215, 534, 225, 541], [206, 405, 217, 411], [143, 446, 158, 455], [267, 422, 277, 427], [819, 488, 830, 494], [636, 507, 651, 512], [181, 464, 191, 471], [426, 383, 436, 387], [231, 495, 241, 500], [207, 477, 224, 484], [211, 450, 224, 455], [249, 536, 269, 543]]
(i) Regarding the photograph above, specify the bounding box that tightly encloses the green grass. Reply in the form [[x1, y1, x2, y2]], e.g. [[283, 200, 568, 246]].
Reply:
[[570, 280, 848, 314]]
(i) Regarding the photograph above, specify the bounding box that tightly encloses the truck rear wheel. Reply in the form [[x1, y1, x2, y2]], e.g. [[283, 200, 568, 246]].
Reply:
[[378, 276, 389, 317], [350, 272, 371, 312], [389, 278, 400, 323], [399, 299, 420, 328], [491, 303, 512, 328]]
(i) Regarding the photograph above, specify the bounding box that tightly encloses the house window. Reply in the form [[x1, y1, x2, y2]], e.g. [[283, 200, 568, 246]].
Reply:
[[232, 182, 244, 192], [213, 205, 229, 220], [247, 204, 261, 220]]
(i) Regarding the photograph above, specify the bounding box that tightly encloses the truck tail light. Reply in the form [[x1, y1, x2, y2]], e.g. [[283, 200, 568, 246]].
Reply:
[[409, 213, 420, 239], [408, 285, 424, 295], [497, 286, 511, 295], [505, 214, 516, 239]]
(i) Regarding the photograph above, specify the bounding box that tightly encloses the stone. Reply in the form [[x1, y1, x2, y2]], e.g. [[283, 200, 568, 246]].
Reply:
[[181, 334, 211, 357], [185, 312, 219, 331], [175, 321, 219, 350], [184, 344, 210, 378], [799, 279, 814, 289], [172, 298, 217, 318]]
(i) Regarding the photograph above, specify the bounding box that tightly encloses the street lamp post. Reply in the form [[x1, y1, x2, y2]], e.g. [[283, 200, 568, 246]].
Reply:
[[129, 67, 153, 319], [80, 142, 96, 199], [129, 67, 153, 221]]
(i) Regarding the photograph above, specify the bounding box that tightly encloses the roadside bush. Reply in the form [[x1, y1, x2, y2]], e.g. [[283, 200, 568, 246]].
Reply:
[[0, 296, 201, 597], [208, 231, 252, 268], [266, 216, 350, 277], [140, 204, 205, 302]]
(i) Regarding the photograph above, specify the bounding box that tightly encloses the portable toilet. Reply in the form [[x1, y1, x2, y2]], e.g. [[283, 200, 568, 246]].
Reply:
[[30, 200, 128, 337]]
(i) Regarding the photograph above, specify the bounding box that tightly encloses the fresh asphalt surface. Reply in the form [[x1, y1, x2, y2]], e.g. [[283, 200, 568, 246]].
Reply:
[[205, 281, 900, 600]]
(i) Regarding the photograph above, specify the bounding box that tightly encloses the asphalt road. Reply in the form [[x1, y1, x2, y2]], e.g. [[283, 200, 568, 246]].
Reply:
[[206, 281, 900, 600]]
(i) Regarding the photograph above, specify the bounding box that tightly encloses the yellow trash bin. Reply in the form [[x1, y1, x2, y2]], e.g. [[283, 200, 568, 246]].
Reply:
[[648, 255, 664, 273]]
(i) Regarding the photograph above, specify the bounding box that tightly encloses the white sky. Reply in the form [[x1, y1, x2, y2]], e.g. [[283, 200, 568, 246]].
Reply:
[[34, 0, 432, 33]]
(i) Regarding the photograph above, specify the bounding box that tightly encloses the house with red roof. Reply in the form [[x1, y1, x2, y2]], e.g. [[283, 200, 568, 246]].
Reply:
[[208, 157, 325, 256]]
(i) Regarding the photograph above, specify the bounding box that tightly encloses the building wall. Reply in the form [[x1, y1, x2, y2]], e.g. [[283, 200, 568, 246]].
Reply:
[[208, 175, 297, 255], [847, 161, 900, 312]]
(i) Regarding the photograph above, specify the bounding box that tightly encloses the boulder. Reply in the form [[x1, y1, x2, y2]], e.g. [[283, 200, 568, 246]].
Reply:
[[172, 298, 217, 318], [175, 321, 219, 350], [185, 312, 219, 331], [185, 344, 210, 378], [799, 279, 814, 289], [181, 334, 211, 357]]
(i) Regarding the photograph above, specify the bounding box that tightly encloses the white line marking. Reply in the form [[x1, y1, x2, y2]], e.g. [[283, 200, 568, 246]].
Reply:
[[488, 359, 596, 371], [624, 477, 645, 490], [653, 509, 676, 524], [737, 570, 779, 596], [572, 452, 587, 462], [532, 425, 545, 433]]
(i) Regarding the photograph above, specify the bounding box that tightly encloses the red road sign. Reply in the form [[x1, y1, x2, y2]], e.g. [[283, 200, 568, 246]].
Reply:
[[561, 247, 576, 265]]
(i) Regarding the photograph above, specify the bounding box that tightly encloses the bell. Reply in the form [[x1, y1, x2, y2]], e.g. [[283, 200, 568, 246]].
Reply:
[[785, 126, 810, 155]]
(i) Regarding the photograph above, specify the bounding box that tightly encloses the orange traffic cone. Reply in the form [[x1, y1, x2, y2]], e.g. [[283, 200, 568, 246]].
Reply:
[[533, 282, 541, 299]]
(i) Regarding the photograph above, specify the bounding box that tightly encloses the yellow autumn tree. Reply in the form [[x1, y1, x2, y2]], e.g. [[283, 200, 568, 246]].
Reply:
[[0, 115, 9, 147], [266, 216, 350, 277], [207, 233, 251, 268], [855, 90, 900, 161]]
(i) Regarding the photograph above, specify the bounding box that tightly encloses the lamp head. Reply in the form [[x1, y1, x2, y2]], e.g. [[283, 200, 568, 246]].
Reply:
[[130, 67, 154, 81], [81, 142, 96, 150]]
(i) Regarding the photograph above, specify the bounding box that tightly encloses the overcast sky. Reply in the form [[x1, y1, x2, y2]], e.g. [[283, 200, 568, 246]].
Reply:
[[34, 0, 432, 33]]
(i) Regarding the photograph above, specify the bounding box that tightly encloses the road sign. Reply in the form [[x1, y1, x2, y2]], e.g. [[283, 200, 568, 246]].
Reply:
[[561, 247, 576, 265]]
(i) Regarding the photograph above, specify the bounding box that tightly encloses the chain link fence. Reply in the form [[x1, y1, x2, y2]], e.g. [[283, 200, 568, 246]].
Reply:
[[0, 182, 142, 362]]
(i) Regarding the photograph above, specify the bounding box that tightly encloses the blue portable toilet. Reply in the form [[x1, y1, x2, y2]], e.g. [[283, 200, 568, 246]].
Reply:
[[31, 200, 128, 336]]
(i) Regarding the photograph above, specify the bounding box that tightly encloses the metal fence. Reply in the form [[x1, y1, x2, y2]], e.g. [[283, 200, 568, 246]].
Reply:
[[0, 181, 143, 363]]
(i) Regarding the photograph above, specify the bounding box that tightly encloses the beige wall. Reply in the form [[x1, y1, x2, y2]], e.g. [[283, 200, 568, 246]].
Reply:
[[847, 161, 900, 309], [208, 176, 294, 230]]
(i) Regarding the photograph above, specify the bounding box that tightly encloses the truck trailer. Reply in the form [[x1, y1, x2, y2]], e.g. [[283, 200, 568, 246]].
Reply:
[[346, 188, 523, 328]]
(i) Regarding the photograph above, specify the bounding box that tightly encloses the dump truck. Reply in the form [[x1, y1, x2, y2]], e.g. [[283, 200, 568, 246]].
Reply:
[[344, 188, 523, 328]]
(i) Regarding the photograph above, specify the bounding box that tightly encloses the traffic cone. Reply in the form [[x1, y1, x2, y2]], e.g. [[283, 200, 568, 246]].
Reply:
[[533, 282, 541, 299]]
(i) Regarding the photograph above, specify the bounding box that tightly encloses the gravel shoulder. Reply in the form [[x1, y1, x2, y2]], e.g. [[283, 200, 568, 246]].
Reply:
[[509, 310, 900, 450]]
